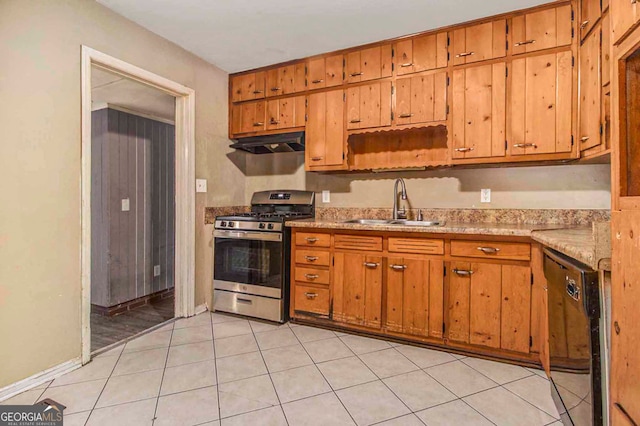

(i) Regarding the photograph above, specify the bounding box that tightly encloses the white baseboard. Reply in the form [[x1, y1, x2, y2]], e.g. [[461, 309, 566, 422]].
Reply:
[[0, 357, 82, 402], [194, 303, 208, 315]]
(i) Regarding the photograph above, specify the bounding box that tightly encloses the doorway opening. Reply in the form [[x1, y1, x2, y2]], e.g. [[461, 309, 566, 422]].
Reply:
[[81, 47, 196, 363]]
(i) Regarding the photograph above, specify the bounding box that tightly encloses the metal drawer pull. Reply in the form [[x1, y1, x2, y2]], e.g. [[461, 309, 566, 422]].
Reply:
[[270, 87, 281, 92], [350, 72, 364, 77], [270, 119, 280, 124], [398, 113, 414, 118], [400, 63, 414, 68], [456, 51, 474, 58], [253, 122, 264, 127], [390, 264, 407, 270], [513, 143, 537, 149], [305, 256, 319, 262], [252, 90, 264, 94], [305, 292, 318, 299], [580, 20, 590, 29], [237, 298, 253, 304], [477, 246, 500, 254], [453, 268, 474, 276], [454, 147, 474, 152], [305, 237, 318, 243], [311, 156, 323, 161], [349, 119, 362, 123], [311, 79, 324, 84], [364, 262, 380, 268], [305, 274, 320, 280], [581, 136, 590, 142], [514, 39, 536, 46]]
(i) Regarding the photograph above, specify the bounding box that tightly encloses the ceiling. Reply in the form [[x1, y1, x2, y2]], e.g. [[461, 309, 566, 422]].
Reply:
[[91, 66, 175, 121], [97, 0, 553, 73]]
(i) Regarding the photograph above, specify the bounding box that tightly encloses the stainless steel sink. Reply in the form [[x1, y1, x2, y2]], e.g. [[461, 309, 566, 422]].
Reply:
[[343, 219, 396, 225], [342, 219, 445, 227]]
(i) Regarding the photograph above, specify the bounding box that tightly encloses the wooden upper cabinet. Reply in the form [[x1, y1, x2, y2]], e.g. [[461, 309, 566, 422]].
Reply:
[[395, 72, 447, 126], [452, 63, 506, 159], [306, 89, 346, 170], [333, 252, 383, 329], [386, 258, 444, 339], [231, 100, 266, 135], [347, 81, 392, 130], [307, 55, 343, 89], [612, 0, 639, 44], [452, 20, 506, 65], [579, 27, 602, 152], [602, 12, 611, 87], [509, 51, 573, 155], [265, 63, 306, 97], [346, 45, 393, 83], [512, 5, 573, 55], [395, 32, 448, 76], [231, 72, 265, 102], [266, 96, 306, 131], [580, 0, 601, 40]]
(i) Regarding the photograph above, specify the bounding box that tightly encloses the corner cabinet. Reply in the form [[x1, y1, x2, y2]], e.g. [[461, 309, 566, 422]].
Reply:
[[290, 228, 545, 365]]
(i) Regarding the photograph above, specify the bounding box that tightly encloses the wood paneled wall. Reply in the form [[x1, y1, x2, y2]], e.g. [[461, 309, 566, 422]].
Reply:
[[91, 108, 175, 308]]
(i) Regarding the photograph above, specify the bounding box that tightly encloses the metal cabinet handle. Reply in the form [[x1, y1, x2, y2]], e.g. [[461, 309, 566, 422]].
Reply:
[[311, 79, 324, 84], [252, 90, 264, 94], [270, 87, 281, 92], [311, 156, 323, 161], [398, 113, 414, 118], [305, 274, 320, 280], [304, 292, 318, 299], [253, 122, 264, 127], [454, 147, 474, 152], [400, 63, 414, 68], [514, 39, 536, 46], [580, 20, 590, 29], [269, 119, 280, 124], [349, 119, 361, 123], [633, 0, 638, 4], [237, 298, 253, 304], [456, 51, 474, 58], [363, 262, 380, 268], [349, 72, 364, 77], [513, 143, 537, 149], [581, 136, 590, 142], [305, 256, 319, 262], [477, 246, 501, 254], [390, 264, 407, 270], [453, 268, 474, 276], [306, 237, 318, 243]]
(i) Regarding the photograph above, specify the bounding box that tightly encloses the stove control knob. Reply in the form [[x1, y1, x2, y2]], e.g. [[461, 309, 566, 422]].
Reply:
[[228, 221, 235, 228], [220, 221, 227, 227], [267, 223, 274, 230], [259, 223, 266, 229]]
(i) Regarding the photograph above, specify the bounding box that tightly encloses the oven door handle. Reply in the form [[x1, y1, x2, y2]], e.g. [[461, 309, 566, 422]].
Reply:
[[214, 230, 282, 242]]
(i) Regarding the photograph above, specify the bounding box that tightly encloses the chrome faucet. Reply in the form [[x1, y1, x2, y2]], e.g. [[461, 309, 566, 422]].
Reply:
[[392, 178, 408, 220]]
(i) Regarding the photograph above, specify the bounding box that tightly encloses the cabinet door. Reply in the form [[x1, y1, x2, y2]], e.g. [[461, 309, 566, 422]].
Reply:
[[266, 96, 306, 131], [512, 5, 573, 55], [602, 13, 611, 87], [612, 0, 638, 44], [308, 55, 343, 89], [468, 263, 502, 349], [452, 63, 506, 159], [395, 72, 447, 126], [500, 265, 532, 354], [580, 0, 601, 40], [510, 51, 573, 155], [333, 252, 382, 328], [231, 72, 265, 102], [579, 27, 602, 152], [346, 45, 392, 83], [347, 82, 392, 129], [447, 262, 471, 343], [231, 100, 266, 134], [386, 258, 444, 338], [306, 90, 345, 169], [265, 65, 301, 97], [452, 20, 506, 65], [396, 32, 448, 76]]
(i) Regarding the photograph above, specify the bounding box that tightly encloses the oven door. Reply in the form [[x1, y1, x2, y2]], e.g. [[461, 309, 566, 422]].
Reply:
[[214, 230, 283, 299]]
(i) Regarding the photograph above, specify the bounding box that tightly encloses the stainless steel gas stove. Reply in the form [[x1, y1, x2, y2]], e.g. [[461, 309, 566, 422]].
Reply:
[[213, 190, 315, 322]]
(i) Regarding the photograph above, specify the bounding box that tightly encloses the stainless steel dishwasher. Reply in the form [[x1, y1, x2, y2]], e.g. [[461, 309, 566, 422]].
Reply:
[[544, 248, 603, 426]]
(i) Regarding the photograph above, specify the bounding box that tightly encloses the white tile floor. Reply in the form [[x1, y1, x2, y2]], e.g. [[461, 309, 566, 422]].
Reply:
[[1, 311, 570, 426]]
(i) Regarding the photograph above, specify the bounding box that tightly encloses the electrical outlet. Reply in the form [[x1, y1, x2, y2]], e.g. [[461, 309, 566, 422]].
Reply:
[[481, 189, 491, 203], [154, 265, 161, 277], [196, 179, 207, 193], [121, 198, 130, 211], [322, 190, 330, 203]]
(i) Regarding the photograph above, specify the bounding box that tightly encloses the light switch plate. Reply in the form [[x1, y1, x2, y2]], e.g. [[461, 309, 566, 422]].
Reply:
[[196, 179, 207, 193], [481, 189, 491, 203], [154, 265, 161, 277], [121, 198, 130, 211], [322, 190, 330, 203]]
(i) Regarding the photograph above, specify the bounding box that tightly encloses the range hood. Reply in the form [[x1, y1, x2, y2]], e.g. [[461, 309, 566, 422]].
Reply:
[[230, 131, 305, 154]]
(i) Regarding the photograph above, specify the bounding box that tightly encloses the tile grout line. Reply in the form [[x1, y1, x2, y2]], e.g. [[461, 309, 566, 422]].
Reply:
[[210, 313, 223, 424], [151, 318, 177, 425], [499, 384, 561, 420]]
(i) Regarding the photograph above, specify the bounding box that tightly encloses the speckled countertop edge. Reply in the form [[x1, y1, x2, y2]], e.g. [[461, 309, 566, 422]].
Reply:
[[530, 228, 611, 271]]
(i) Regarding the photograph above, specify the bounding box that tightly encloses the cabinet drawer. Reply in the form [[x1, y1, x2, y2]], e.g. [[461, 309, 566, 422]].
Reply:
[[334, 234, 383, 251], [450, 240, 531, 261], [294, 285, 330, 316], [295, 250, 331, 267], [294, 267, 330, 285], [388, 237, 444, 255], [295, 232, 331, 247]]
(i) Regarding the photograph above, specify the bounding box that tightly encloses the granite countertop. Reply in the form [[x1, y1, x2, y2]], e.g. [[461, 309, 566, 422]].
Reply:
[[531, 225, 611, 271]]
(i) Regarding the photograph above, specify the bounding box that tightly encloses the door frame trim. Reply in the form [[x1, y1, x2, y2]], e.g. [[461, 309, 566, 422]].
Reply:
[[80, 46, 196, 364]]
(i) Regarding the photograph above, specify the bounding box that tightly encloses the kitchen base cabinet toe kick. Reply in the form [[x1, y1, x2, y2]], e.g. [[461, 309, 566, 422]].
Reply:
[[289, 228, 547, 366]]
